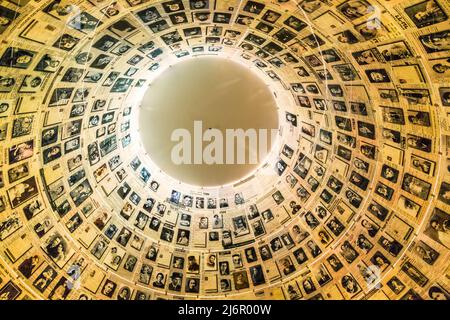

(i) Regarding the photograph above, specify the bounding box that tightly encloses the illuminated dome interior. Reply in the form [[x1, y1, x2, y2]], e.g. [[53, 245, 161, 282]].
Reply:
[[138, 56, 279, 187], [0, 0, 449, 300]]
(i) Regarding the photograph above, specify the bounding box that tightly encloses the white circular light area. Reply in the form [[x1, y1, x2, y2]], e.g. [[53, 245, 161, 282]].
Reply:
[[138, 57, 279, 187]]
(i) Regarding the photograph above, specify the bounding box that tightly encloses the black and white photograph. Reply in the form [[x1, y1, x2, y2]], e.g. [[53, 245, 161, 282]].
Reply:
[[404, 0, 447, 28]]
